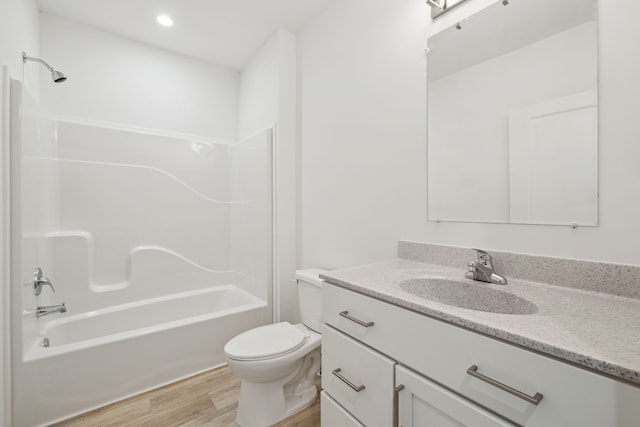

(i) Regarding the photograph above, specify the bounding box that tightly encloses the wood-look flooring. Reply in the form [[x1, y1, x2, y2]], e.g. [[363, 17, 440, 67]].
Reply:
[[51, 365, 321, 427]]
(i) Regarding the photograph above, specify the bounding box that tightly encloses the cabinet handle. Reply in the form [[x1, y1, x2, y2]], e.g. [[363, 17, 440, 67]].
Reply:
[[393, 384, 405, 427], [339, 310, 374, 327], [332, 368, 365, 392], [466, 365, 543, 405]]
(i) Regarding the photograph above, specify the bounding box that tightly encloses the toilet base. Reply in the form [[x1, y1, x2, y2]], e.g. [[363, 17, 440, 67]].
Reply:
[[235, 349, 321, 427]]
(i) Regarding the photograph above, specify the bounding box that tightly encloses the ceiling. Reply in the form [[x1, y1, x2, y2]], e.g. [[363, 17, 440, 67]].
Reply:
[[37, 0, 339, 70]]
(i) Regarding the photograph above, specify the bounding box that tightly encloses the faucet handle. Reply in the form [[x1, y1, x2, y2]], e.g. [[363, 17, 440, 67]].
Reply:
[[33, 268, 55, 295], [471, 248, 493, 267]]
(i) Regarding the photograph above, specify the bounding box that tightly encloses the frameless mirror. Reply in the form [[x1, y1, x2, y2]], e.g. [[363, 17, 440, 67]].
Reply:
[[427, 0, 598, 226]]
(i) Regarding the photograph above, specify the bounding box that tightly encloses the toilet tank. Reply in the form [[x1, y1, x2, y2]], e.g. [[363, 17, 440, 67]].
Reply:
[[295, 269, 326, 333]]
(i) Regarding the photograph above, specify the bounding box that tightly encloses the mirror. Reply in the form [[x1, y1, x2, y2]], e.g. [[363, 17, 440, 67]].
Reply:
[[427, 0, 598, 226]]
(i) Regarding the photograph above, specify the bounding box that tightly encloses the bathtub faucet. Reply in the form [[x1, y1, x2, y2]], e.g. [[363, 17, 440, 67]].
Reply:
[[36, 303, 66, 318], [33, 268, 55, 295]]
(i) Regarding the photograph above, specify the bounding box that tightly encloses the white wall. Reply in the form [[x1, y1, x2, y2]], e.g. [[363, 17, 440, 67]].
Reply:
[[0, 0, 40, 96], [238, 35, 279, 141], [299, 0, 640, 270], [0, 1, 41, 424], [299, 0, 429, 269], [238, 30, 298, 322], [39, 13, 239, 139]]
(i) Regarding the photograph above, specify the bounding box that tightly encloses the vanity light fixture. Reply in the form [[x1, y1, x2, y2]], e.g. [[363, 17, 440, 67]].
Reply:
[[427, 0, 469, 18], [156, 14, 174, 27], [426, 0, 445, 10]]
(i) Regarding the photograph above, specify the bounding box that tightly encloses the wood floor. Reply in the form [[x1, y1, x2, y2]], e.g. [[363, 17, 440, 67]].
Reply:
[[51, 365, 321, 427]]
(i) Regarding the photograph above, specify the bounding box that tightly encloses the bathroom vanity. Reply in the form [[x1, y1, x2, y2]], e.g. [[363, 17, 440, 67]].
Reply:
[[319, 242, 640, 427]]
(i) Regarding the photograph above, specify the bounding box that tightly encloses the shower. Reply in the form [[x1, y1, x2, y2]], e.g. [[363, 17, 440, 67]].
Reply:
[[22, 51, 67, 82], [9, 74, 274, 424]]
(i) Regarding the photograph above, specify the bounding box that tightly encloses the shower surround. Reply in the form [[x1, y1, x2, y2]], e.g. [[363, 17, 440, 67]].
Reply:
[[10, 83, 273, 426]]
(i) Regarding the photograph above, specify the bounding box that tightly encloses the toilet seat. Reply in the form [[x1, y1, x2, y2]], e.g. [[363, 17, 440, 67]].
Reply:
[[225, 322, 306, 361]]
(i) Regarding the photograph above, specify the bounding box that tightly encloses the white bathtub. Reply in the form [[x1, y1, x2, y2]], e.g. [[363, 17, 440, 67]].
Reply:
[[35, 285, 261, 354], [13, 285, 270, 427]]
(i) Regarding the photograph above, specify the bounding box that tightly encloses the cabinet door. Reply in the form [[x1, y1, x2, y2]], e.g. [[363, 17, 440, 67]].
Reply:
[[321, 391, 364, 427], [396, 366, 515, 427]]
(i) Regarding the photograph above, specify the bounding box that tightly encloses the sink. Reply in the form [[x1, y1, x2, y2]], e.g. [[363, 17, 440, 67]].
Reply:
[[399, 277, 538, 315]]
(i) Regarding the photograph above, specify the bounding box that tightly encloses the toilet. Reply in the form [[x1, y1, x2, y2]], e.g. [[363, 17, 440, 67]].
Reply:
[[224, 269, 325, 427]]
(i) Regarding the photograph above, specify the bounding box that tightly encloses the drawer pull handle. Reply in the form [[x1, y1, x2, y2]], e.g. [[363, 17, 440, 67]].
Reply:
[[393, 384, 405, 427], [339, 311, 374, 327], [467, 365, 543, 405], [332, 368, 365, 392]]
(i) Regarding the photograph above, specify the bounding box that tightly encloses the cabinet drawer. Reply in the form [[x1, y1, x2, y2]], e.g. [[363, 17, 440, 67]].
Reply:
[[323, 283, 389, 349], [322, 324, 395, 427], [321, 391, 364, 427], [323, 283, 640, 427]]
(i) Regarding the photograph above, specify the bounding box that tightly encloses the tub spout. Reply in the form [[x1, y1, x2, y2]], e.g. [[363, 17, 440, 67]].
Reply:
[[36, 303, 66, 318]]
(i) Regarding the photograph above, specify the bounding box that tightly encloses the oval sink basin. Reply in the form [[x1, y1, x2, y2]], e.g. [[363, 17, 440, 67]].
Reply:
[[399, 278, 538, 315]]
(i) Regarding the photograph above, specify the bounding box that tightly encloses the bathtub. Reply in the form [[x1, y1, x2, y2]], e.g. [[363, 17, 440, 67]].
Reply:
[[13, 285, 271, 427]]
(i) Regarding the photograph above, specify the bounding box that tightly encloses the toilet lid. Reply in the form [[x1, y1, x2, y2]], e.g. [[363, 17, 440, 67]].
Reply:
[[225, 322, 306, 360]]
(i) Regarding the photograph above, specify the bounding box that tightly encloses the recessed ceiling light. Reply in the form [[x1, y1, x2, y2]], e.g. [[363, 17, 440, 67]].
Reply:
[[156, 14, 174, 27]]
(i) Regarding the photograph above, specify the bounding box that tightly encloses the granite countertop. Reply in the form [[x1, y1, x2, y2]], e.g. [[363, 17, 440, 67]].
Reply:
[[320, 258, 640, 385]]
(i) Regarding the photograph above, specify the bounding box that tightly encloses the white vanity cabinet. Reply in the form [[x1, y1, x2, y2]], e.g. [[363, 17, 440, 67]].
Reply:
[[321, 282, 640, 427]]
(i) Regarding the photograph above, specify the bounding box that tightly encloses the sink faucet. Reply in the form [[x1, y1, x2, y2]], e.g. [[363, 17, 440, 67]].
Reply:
[[36, 303, 66, 318], [465, 249, 507, 285]]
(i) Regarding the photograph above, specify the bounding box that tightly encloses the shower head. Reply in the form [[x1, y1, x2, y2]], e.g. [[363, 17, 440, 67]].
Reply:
[[22, 52, 68, 83], [51, 70, 67, 83]]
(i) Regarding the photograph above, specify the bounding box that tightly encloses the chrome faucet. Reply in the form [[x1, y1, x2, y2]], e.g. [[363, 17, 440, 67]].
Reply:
[[33, 268, 55, 295], [465, 249, 507, 285], [36, 303, 66, 318]]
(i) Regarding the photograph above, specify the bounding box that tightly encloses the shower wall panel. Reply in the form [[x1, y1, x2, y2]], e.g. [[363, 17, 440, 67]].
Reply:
[[17, 86, 59, 354], [18, 119, 274, 317], [14, 109, 273, 347], [230, 129, 273, 302], [44, 122, 237, 306], [55, 122, 231, 201]]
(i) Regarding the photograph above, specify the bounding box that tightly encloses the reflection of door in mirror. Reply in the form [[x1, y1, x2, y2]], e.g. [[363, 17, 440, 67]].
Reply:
[[509, 91, 598, 225], [427, 0, 598, 226]]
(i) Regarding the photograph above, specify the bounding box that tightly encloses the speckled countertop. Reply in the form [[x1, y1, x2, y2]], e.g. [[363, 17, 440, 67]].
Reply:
[[320, 251, 640, 386]]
